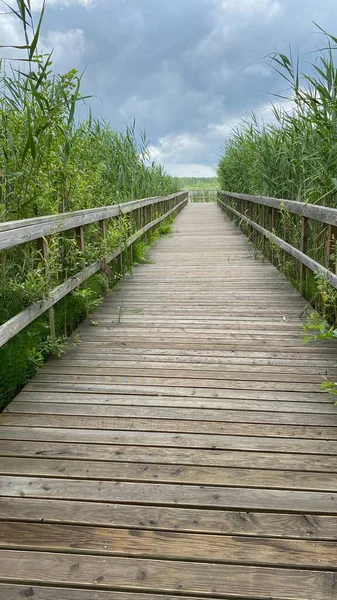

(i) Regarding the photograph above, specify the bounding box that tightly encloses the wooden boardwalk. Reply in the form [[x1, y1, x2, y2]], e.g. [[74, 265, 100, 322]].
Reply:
[[0, 202, 337, 599]]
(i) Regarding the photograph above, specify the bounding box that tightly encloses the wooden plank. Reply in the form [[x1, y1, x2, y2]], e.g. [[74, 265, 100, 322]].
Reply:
[[13, 391, 337, 412], [0, 585, 238, 600], [0, 427, 335, 454], [1, 440, 336, 472], [26, 346, 337, 362], [0, 456, 336, 491], [20, 384, 335, 403], [1, 497, 336, 539], [37, 340, 336, 354], [0, 550, 335, 599], [7, 401, 337, 425], [39, 364, 335, 384], [1, 477, 337, 513], [1, 413, 336, 440], [0, 521, 336, 569], [28, 373, 328, 392]]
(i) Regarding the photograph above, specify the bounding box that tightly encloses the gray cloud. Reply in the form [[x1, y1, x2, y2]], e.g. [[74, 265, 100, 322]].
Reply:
[[3, 0, 337, 175]]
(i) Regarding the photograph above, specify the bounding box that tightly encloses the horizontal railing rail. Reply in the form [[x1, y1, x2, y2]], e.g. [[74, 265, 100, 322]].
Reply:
[[0, 192, 185, 250], [221, 191, 337, 227], [217, 190, 337, 293], [0, 191, 188, 348]]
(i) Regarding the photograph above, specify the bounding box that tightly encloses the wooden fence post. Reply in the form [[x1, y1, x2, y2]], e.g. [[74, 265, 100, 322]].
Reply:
[[75, 226, 85, 253], [300, 216, 308, 294], [37, 236, 56, 340], [325, 225, 337, 272], [271, 207, 277, 263]]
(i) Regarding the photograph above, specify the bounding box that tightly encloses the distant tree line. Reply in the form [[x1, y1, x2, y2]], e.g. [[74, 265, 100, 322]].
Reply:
[[177, 177, 219, 190]]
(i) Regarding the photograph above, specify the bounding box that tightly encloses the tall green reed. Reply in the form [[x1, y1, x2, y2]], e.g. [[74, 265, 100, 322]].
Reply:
[[218, 28, 337, 207]]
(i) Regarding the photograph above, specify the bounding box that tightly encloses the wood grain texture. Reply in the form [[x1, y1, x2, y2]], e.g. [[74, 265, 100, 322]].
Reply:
[[0, 550, 336, 599], [0, 203, 336, 599], [1, 497, 337, 539], [0, 585, 238, 600], [0, 521, 336, 568]]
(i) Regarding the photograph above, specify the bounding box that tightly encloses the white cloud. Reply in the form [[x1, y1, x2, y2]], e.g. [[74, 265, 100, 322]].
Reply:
[[165, 163, 216, 177], [243, 63, 273, 77], [40, 29, 86, 71], [215, 0, 281, 18], [148, 94, 297, 176], [186, 22, 233, 61], [0, 13, 21, 47], [149, 132, 206, 165], [31, 0, 94, 10]]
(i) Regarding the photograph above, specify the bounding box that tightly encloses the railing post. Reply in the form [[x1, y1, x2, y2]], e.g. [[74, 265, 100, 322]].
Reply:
[[37, 236, 56, 340], [99, 218, 107, 264], [99, 219, 106, 240], [136, 208, 141, 232], [75, 225, 85, 253], [271, 207, 277, 232], [271, 207, 278, 264], [247, 200, 253, 238], [300, 216, 308, 293], [325, 225, 337, 272]]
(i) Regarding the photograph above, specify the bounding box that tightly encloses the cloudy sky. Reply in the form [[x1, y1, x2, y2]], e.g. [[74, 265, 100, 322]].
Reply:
[[2, 0, 337, 176]]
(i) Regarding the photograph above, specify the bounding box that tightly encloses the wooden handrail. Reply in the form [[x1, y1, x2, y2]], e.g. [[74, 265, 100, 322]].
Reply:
[[218, 191, 337, 293], [0, 192, 184, 250], [221, 191, 337, 226], [0, 192, 188, 347]]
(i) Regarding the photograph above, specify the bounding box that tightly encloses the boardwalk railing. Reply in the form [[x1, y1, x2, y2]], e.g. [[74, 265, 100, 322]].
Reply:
[[218, 190, 337, 294], [0, 191, 188, 348]]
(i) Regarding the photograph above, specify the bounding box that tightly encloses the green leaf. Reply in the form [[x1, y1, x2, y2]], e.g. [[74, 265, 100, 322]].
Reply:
[[29, 1, 46, 60]]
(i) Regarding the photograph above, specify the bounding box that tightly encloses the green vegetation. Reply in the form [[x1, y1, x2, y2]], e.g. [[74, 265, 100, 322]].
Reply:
[[177, 177, 218, 190], [218, 26, 337, 402], [0, 1, 178, 409], [218, 28, 337, 206]]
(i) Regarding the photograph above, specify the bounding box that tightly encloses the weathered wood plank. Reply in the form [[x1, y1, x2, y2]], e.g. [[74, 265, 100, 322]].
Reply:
[[23, 382, 333, 402], [0, 457, 336, 491], [0, 550, 335, 599], [28, 373, 328, 393], [0, 427, 335, 454], [1, 413, 336, 439], [0, 439, 336, 471], [1, 477, 336, 513], [13, 391, 337, 411], [0, 521, 336, 568], [39, 363, 335, 384], [7, 401, 337, 425], [0, 585, 235, 600], [1, 497, 336, 539]]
